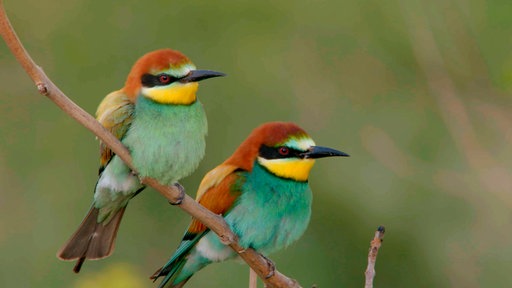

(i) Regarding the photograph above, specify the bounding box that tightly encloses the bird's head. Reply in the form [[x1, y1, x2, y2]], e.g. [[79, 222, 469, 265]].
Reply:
[[226, 122, 349, 182], [122, 48, 224, 104]]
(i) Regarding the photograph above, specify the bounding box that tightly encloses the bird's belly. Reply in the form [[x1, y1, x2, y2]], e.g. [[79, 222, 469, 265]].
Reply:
[[191, 204, 311, 264], [130, 133, 205, 184], [195, 233, 234, 262], [94, 156, 142, 222]]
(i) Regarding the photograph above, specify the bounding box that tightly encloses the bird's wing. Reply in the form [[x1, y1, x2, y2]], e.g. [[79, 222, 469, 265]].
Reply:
[[95, 90, 135, 174], [186, 163, 243, 237], [195, 163, 239, 200]]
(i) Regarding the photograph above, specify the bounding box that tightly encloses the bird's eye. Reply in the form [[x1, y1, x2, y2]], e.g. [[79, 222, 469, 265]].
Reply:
[[158, 74, 171, 84], [278, 147, 289, 156]]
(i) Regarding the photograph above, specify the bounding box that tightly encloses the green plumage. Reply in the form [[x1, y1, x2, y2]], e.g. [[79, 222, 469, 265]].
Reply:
[[229, 162, 312, 254], [157, 162, 312, 287], [94, 97, 207, 221], [126, 96, 207, 184], [58, 95, 208, 273], [57, 48, 224, 274], [152, 121, 348, 287]]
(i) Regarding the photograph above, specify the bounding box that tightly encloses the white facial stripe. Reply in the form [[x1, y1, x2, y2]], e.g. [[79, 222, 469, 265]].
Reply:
[[141, 81, 182, 94], [284, 137, 316, 151], [258, 157, 298, 164], [152, 63, 197, 78]]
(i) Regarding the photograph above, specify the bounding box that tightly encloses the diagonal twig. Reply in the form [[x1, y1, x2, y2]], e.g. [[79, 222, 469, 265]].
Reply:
[[0, 2, 300, 287]]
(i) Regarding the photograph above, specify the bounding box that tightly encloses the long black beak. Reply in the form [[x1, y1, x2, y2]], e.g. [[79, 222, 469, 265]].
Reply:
[[300, 146, 349, 159], [180, 70, 226, 83]]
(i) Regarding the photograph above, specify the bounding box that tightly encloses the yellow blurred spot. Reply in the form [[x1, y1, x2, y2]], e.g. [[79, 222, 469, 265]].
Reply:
[[74, 263, 146, 288]]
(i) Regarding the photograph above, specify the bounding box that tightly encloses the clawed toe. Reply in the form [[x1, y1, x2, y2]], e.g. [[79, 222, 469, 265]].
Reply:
[[260, 253, 275, 279], [168, 183, 185, 205]]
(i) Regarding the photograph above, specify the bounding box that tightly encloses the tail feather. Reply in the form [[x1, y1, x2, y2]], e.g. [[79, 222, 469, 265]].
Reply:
[[73, 257, 86, 273], [150, 231, 209, 288], [57, 206, 126, 273], [153, 261, 189, 288]]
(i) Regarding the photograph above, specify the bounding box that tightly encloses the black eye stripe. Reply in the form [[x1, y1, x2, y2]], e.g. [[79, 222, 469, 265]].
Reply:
[[259, 145, 303, 159], [141, 73, 178, 88]]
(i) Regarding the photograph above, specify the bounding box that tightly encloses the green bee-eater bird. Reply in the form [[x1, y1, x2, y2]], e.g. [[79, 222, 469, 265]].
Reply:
[[57, 48, 224, 273], [151, 122, 348, 288]]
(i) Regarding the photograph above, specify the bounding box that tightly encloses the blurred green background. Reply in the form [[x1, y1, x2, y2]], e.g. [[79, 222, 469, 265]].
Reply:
[[1, 0, 511, 287]]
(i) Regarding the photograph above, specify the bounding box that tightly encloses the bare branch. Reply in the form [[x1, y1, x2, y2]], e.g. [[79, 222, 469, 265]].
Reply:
[[365, 226, 385, 288], [0, 2, 300, 287]]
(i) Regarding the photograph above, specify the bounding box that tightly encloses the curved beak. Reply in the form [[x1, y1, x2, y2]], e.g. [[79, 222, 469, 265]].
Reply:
[[300, 146, 349, 159], [180, 70, 226, 83]]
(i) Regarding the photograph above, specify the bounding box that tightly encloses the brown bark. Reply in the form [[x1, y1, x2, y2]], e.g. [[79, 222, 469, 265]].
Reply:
[[0, 2, 300, 287]]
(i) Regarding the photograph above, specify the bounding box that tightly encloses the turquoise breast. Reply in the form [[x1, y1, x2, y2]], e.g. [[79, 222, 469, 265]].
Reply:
[[226, 162, 312, 255]]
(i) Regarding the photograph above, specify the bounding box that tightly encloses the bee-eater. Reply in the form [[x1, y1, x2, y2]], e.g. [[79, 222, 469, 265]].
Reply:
[[57, 49, 224, 273], [151, 122, 349, 288]]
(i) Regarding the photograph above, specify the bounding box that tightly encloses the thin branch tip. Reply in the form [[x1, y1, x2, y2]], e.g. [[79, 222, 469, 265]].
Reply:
[[364, 226, 386, 288]]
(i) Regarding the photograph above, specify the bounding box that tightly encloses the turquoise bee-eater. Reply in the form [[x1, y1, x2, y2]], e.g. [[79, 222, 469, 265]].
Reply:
[[57, 49, 225, 273], [151, 122, 349, 288]]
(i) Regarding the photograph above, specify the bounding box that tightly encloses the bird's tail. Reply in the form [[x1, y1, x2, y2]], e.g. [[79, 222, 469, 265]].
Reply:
[[151, 261, 191, 288], [57, 205, 126, 273], [150, 231, 208, 288]]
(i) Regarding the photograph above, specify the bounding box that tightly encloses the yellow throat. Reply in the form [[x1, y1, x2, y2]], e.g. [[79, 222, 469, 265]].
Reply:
[[141, 82, 199, 105], [258, 157, 316, 182]]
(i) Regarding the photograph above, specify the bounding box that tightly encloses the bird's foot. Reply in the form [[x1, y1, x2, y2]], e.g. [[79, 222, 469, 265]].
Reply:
[[259, 253, 275, 279], [168, 183, 185, 205]]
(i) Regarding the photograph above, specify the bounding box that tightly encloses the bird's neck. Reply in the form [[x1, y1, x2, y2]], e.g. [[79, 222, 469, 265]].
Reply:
[[132, 95, 207, 134], [243, 161, 312, 212]]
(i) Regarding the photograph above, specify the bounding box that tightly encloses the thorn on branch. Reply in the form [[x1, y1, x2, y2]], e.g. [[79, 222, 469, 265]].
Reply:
[[37, 82, 48, 95]]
